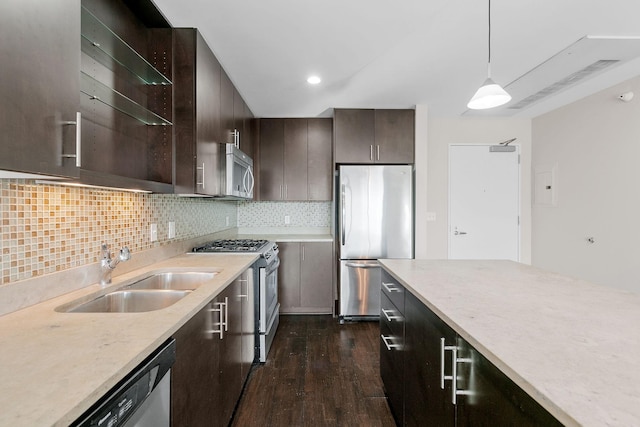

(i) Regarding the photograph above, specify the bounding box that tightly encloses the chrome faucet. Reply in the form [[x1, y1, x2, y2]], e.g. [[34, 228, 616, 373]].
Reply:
[[100, 243, 131, 286]]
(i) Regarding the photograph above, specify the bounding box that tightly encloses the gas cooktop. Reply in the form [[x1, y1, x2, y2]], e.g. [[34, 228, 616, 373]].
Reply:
[[192, 239, 270, 253]]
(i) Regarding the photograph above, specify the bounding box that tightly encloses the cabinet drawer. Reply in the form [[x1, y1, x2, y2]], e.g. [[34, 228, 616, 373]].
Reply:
[[381, 269, 405, 313], [380, 293, 404, 338]]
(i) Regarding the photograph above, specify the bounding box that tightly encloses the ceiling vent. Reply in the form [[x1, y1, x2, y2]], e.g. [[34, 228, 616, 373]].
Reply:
[[508, 59, 619, 110], [464, 36, 640, 115]]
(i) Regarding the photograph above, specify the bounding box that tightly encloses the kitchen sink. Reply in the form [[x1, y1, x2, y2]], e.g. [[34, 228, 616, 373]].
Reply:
[[63, 289, 192, 313], [121, 271, 218, 291]]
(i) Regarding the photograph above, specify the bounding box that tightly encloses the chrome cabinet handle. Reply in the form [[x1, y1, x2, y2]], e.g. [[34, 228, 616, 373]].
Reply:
[[341, 184, 346, 244], [61, 112, 82, 167], [207, 301, 225, 339], [196, 162, 205, 189], [370, 145, 374, 161], [382, 282, 402, 293], [440, 338, 473, 404], [376, 145, 380, 161], [223, 296, 229, 332], [381, 334, 401, 351], [381, 308, 402, 322], [238, 278, 249, 298]]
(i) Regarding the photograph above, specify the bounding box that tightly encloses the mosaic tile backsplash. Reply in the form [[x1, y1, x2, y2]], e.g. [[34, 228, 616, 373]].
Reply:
[[238, 201, 332, 228], [0, 180, 237, 285]]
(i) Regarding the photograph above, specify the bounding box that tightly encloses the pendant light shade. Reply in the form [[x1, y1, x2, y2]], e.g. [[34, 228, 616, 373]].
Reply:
[[467, 0, 511, 110], [467, 77, 512, 109]]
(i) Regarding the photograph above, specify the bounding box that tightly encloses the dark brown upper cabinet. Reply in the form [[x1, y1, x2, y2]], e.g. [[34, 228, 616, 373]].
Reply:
[[78, 0, 174, 192], [258, 118, 332, 201], [334, 108, 414, 164], [0, 0, 174, 191], [221, 71, 253, 156], [173, 28, 224, 196], [0, 0, 81, 178]]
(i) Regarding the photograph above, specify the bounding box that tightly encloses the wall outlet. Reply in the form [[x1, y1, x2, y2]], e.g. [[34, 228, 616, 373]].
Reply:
[[168, 221, 176, 239], [150, 223, 158, 242], [425, 212, 437, 222], [226, 216, 230, 227], [284, 215, 290, 225]]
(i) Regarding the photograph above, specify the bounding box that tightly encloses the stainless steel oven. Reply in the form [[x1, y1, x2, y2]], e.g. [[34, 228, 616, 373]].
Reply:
[[192, 239, 279, 363]]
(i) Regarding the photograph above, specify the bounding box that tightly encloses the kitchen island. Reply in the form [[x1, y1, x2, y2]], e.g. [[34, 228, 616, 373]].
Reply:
[[0, 253, 258, 426], [379, 259, 640, 427]]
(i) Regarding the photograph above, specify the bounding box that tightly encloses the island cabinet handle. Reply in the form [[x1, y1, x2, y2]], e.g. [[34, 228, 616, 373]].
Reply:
[[381, 334, 401, 351], [223, 296, 229, 332], [441, 338, 473, 404], [382, 282, 402, 293], [381, 308, 402, 322]]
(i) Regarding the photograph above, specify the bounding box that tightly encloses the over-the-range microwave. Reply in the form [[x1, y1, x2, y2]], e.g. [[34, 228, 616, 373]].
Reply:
[[223, 143, 254, 199]]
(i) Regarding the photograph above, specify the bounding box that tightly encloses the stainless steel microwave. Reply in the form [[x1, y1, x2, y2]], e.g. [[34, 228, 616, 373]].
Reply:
[[224, 144, 254, 199]]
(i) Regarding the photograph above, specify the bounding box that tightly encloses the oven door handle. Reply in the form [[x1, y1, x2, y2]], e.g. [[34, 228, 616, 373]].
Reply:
[[265, 257, 280, 274]]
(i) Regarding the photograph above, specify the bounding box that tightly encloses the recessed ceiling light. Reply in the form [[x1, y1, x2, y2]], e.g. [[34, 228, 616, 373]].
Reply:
[[307, 75, 321, 85]]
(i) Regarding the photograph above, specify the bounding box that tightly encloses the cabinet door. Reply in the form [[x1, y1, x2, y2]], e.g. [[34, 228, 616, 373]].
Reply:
[[241, 103, 255, 158], [455, 339, 563, 427], [220, 69, 235, 145], [334, 109, 375, 164], [259, 119, 285, 200], [404, 291, 456, 427], [278, 242, 301, 313], [307, 118, 333, 200], [0, 0, 80, 178], [239, 268, 255, 380], [284, 119, 308, 200], [218, 282, 243, 427], [171, 298, 220, 426], [375, 109, 415, 164], [299, 242, 333, 312]]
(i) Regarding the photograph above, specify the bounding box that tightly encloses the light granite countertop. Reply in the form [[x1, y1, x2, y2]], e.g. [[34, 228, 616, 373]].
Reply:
[[379, 259, 640, 427], [0, 252, 258, 427]]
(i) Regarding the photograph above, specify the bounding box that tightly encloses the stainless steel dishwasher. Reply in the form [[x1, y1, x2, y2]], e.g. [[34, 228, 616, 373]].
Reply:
[[72, 338, 176, 427]]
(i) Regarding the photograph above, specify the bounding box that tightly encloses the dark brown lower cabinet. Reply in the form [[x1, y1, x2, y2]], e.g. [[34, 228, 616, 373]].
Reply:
[[278, 241, 333, 314], [172, 269, 254, 427], [382, 274, 563, 427]]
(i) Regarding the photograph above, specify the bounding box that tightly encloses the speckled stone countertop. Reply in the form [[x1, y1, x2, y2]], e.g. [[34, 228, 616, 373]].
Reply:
[[0, 253, 258, 427], [379, 259, 640, 427]]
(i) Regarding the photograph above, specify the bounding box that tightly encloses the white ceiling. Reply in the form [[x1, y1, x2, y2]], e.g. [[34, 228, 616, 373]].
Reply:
[[150, 0, 640, 118]]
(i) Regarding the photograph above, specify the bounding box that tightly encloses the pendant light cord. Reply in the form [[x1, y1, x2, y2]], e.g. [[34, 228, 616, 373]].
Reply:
[[487, 0, 492, 77]]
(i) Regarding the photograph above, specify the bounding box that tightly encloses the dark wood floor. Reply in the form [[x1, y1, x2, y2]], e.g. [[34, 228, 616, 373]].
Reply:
[[231, 315, 396, 427]]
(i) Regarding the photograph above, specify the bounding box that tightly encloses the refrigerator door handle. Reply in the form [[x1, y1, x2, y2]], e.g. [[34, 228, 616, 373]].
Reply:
[[345, 262, 379, 269], [341, 184, 346, 245]]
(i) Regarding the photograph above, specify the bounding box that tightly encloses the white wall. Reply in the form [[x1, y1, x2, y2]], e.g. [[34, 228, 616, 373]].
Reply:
[[532, 75, 640, 293], [415, 113, 532, 263]]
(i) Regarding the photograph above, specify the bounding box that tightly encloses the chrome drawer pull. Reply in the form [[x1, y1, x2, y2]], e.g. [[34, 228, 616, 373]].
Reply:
[[382, 282, 402, 293], [381, 334, 401, 351], [381, 308, 402, 322]]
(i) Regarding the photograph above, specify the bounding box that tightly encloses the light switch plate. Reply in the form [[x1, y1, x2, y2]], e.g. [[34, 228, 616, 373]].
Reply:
[[284, 215, 290, 225], [168, 221, 176, 239], [150, 223, 158, 242]]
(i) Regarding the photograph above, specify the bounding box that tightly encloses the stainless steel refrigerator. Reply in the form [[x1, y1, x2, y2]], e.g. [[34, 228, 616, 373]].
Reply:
[[337, 165, 414, 321]]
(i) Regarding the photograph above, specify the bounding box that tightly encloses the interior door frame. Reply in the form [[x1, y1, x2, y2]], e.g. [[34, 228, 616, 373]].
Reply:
[[447, 144, 521, 261]]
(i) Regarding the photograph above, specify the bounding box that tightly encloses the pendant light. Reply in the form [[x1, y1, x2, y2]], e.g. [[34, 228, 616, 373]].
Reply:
[[467, 0, 511, 110]]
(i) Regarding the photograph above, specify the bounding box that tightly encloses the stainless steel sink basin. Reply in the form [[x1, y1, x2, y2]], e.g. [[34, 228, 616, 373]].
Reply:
[[64, 290, 192, 313], [122, 271, 218, 291]]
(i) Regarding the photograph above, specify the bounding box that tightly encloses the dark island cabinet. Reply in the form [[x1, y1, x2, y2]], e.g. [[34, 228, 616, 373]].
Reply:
[[381, 269, 563, 427], [0, 0, 81, 178], [172, 268, 255, 427], [334, 109, 414, 164], [258, 118, 332, 201]]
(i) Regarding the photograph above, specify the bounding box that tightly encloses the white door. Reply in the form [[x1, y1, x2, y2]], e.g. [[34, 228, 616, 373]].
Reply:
[[449, 145, 520, 261]]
